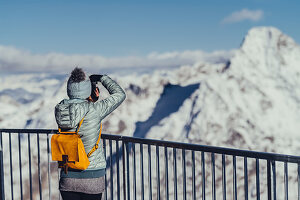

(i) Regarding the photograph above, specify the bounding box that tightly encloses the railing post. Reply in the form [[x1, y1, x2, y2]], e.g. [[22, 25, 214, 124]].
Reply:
[[164, 147, 169, 200], [272, 161, 276, 200], [297, 163, 300, 200], [103, 139, 108, 200], [267, 160, 271, 200], [244, 157, 248, 200], [109, 139, 114, 200], [222, 154, 226, 200], [256, 159, 260, 200], [9, 132, 14, 200], [116, 140, 121, 200], [126, 142, 131, 200], [140, 143, 144, 200], [0, 131, 5, 200], [122, 140, 126, 200], [284, 162, 288, 200]]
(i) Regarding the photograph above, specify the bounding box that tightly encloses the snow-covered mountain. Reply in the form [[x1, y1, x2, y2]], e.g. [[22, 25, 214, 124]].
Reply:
[[145, 26, 300, 155], [1, 26, 300, 156], [1, 26, 300, 199]]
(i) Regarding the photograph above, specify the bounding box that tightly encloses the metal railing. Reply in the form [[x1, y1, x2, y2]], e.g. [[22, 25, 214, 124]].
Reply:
[[1, 129, 300, 200]]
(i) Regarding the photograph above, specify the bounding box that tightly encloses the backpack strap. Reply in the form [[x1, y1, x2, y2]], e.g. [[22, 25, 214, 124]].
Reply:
[[87, 123, 102, 158], [75, 117, 85, 134]]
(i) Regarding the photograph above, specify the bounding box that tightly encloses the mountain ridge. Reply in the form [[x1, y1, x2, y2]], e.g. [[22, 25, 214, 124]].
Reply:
[[1, 26, 300, 156]]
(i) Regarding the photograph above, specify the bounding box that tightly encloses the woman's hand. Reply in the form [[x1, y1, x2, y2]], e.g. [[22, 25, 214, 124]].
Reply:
[[89, 74, 103, 83]]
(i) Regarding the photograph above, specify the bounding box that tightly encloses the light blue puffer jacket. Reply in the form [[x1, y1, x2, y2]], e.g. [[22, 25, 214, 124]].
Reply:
[[55, 75, 126, 173]]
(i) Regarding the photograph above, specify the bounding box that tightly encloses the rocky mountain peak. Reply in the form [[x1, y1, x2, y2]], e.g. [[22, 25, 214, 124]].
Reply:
[[240, 26, 297, 53], [226, 26, 300, 80]]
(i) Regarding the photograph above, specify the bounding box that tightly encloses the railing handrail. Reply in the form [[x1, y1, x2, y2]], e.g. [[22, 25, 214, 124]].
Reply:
[[1, 128, 300, 163]]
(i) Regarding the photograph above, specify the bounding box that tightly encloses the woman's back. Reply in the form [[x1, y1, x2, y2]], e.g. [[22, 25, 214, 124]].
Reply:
[[54, 68, 126, 199]]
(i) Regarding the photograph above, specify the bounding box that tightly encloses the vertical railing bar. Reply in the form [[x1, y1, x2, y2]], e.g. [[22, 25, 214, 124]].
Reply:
[[9, 132, 14, 200], [192, 151, 196, 200], [58, 167, 60, 200], [173, 148, 177, 200], [122, 140, 126, 200], [126, 142, 130, 200], [222, 154, 226, 200], [133, 143, 137, 200], [103, 139, 107, 200], [156, 145, 160, 200], [116, 140, 120, 200], [37, 134, 42, 200], [140, 143, 144, 200], [28, 133, 33, 200], [165, 146, 169, 200], [272, 161, 276, 200], [233, 155, 237, 200], [57, 133, 61, 200], [211, 153, 216, 200], [47, 134, 51, 200], [109, 139, 114, 200], [0, 131, 4, 200], [284, 162, 288, 200], [244, 157, 248, 200], [182, 149, 186, 200], [267, 160, 271, 200], [202, 151, 205, 200], [297, 163, 300, 200], [18, 133, 23, 200], [256, 159, 260, 200], [148, 144, 152, 200]]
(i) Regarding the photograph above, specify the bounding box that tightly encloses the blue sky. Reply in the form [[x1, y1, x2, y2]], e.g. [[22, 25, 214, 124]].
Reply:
[[0, 0, 299, 57]]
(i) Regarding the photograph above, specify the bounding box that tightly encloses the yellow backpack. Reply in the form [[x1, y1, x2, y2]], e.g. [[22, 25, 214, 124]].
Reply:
[[51, 117, 102, 174]]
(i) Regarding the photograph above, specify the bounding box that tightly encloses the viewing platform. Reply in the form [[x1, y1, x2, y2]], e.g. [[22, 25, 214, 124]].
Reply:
[[0, 129, 300, 200]]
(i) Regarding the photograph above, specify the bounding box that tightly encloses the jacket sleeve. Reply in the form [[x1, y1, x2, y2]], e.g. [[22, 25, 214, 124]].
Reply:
[[93, 75, 126, 119]]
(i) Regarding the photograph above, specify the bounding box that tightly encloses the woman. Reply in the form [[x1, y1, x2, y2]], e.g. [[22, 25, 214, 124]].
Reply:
[[55, 67, 126, 200]]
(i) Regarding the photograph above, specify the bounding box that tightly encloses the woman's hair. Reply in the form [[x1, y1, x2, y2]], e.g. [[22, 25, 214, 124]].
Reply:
[[70, 67, 86, 83]]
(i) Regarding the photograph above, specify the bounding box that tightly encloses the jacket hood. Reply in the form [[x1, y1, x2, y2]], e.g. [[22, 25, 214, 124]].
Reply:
[[55, 99, 90, 129]]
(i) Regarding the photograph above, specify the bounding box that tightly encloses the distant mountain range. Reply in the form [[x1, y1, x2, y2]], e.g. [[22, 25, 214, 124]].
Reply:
[[1, 26, 300, 156]]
